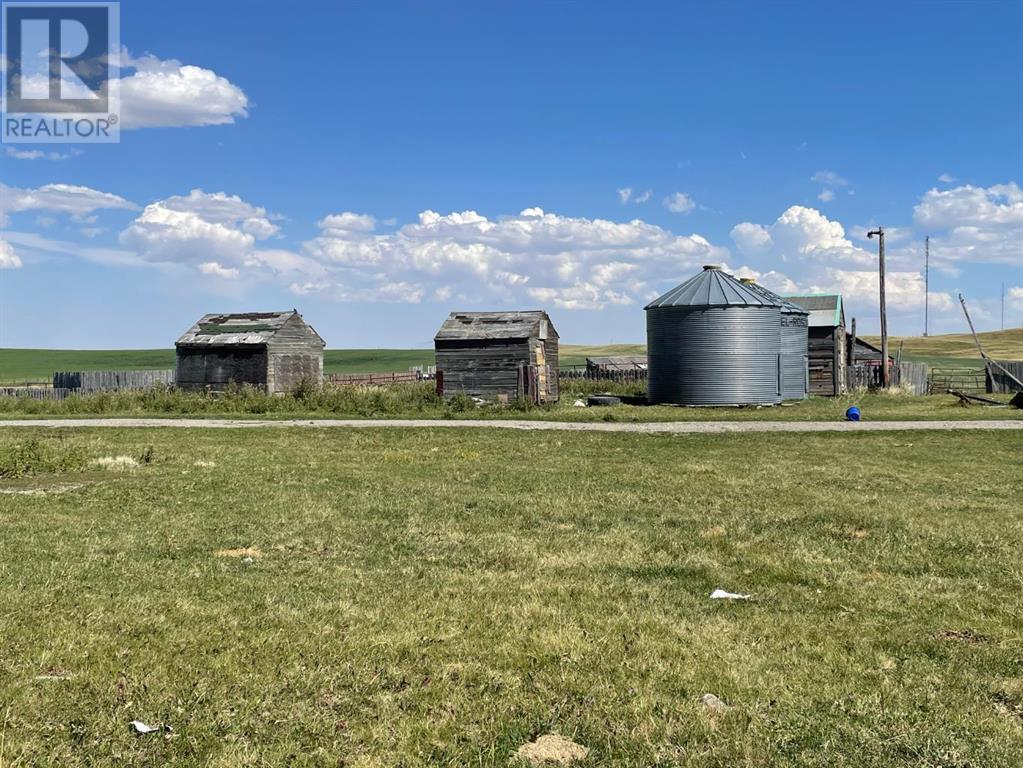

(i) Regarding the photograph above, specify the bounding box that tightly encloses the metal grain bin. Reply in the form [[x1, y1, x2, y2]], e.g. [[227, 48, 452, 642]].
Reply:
[[645, 266, 782, 405], [740, 278, 810, 400]]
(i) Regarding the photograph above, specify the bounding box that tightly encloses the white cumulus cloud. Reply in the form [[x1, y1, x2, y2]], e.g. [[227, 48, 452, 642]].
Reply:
[[663, 192, 696, 214], [0, 182, 137, 226], [0, 238, 22, 269], [912, 182, 1023, 267], [117, 189, 318, 284], [300, 206, 726, 308], [198, 261, 240, 279], [729, 205, 954, 321], [730, 222, 772, 254], [810, 170, 849, 187], [118, 51, 249, 129]]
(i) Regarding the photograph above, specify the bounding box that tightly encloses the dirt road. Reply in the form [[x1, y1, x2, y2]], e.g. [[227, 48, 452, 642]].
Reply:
[[0, 418, 1020, 433]]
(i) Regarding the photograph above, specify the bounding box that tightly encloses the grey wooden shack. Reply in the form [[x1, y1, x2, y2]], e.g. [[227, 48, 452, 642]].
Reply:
[[785, 294, 846, 396], [175, 310, 325, 394], [434, 311, 559, 403]]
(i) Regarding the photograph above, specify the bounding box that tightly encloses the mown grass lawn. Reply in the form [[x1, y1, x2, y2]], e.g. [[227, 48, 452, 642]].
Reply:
[[0, 428, 1020, 767]]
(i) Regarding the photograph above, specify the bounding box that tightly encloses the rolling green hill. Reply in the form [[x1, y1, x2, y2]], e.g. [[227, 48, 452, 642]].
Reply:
[[1, 330, 1018, 384], [862, 327, 1023, 366], [0, 348, 437, 384]]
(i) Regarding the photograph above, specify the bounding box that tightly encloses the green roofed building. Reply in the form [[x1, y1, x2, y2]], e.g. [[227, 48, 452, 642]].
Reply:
[[785, 294, 846, 396], [175, 310, 325, 394]]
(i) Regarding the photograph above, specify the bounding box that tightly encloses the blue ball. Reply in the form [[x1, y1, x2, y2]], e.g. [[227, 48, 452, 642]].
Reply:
[[846, 406, 861, 422]]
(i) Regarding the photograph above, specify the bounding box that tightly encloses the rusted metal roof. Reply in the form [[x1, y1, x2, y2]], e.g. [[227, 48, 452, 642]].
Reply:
[[175, 310, 325, 347], [645, 266, 782, 309], [434, 311, 558, 341]]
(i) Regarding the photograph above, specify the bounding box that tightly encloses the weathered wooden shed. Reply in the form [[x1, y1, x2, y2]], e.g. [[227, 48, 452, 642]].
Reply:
[[785, 294, 846, 396], [175, 310, 325, 394], [434, 311, 559, 403]]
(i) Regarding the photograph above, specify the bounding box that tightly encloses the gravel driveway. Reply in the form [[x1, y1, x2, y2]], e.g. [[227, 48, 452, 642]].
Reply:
[[0, 418, 1020, 432]]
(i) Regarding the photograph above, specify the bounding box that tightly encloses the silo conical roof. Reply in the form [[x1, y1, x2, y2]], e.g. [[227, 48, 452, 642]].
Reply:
[[645, 266, 783, 310], [738, 278, 810, 315]]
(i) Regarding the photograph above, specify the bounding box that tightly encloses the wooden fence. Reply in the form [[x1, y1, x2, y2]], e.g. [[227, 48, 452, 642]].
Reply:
[[987, 360, 1023, 394], [0, 387, 73, 401], [847, 361, 928, 395], [53, 370, 175, 392], [847, 363, 883, 390], [929, 367, 986, 395], [559, 366, 648, 383], [326, 371, 420, 386], [895, 362, 929, 395]]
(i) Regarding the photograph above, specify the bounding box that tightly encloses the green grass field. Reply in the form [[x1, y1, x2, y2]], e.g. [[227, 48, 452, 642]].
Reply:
[[0, 344, 642, 383], [2, 330, 1018, 384], [0, 348, 437, 384], [0, 427, 1020, 766]]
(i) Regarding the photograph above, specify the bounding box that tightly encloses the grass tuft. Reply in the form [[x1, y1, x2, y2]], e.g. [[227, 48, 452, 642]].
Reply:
[[0, 436, 88, 478]]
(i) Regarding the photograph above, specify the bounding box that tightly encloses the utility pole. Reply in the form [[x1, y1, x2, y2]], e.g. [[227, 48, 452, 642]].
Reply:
[[924, 236, 929, 337], [868, 227, 889, 387], [1002, 283, 1005, 331]]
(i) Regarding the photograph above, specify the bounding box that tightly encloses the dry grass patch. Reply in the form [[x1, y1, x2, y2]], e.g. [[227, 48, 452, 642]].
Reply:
[[215, 546, 262, 558], [515, 734, 590, 765], [90, 455, 139, 470]]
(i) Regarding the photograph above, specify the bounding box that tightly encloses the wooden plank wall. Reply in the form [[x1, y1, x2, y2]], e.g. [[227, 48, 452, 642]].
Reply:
[[988, 360, 1023, 393], [807, 328, 837, 395], [266, 315, 324, 394], [435, 339, 530, 399], [543, 335, 559, 401], [176, 348, 268, 391], [896, 362, 928, 395]]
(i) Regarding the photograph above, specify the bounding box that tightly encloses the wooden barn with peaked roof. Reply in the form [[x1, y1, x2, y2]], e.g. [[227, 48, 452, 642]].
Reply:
[[434, 311, 559, 403], [175, 310, 325, 394]]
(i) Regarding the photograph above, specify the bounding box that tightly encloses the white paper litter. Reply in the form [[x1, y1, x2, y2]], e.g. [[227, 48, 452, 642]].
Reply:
[[130, 720, 172, 735], [573, 399, 587, 407], [710, 588, 751, 600]]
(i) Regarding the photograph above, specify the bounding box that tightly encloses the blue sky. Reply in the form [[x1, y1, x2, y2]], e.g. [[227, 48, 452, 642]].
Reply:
[[1, 0, 1021, 349]]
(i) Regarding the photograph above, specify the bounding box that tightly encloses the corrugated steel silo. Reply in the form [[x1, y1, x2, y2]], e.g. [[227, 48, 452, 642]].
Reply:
[[645, 266, 782, 405], [740, 278, 810, 400]]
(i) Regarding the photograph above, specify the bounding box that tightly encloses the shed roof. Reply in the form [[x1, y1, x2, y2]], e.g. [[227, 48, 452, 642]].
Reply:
[[785, 295, 845, 328], [849, 334, 892, 361], [645, 266, 782, 310], [176, 310, 324, 347], [434, 311, 557, 341]]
